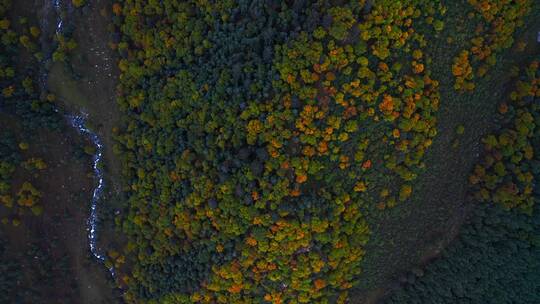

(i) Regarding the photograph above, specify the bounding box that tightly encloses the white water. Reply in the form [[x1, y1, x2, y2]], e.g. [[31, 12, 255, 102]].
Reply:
[[48, 0, 115, 278], [67, 113, 114, 277]]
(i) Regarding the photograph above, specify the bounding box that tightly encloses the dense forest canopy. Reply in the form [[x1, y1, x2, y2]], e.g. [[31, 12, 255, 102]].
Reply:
[[387, 203, 540, 304], [109, 0, 537, 303], [112, 0, 448, 302], [0, 0, 539, 302], [388, 58, 540, 304]]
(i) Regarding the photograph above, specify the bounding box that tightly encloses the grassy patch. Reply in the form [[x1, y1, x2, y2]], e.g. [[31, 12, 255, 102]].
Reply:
[[47, 62, 92, 110]]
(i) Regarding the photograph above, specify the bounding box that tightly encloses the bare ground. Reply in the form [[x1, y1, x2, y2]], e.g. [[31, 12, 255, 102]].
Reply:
[[1, 0, 124, 302], [46, 0, 128, 294], [0, 114, 117, 303], [48, 0, 122, 193]]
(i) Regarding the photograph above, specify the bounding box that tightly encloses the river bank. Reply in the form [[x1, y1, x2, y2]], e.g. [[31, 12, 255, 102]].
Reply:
[[0, 0, 122, 302], [44, 0, 127, 300], [0, 114, 118, 303]]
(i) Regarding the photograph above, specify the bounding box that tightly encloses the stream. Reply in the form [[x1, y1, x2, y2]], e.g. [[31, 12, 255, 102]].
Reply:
[[41, 0, 115, 278], [67, 113, 113, 276]]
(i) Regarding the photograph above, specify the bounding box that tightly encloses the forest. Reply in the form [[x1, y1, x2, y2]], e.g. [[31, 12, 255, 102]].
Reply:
[[0, 0, 539, 303], [387, 58, 540, 304]]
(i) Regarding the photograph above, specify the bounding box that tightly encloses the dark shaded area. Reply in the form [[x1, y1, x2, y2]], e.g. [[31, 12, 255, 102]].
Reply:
[[386, 202, 540, 304], [350, 2, 540, 302]]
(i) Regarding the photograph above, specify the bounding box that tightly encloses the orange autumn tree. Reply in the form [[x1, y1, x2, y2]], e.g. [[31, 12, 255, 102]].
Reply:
[[452, 0, 533, 91], [114, 0, 445, 303]]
